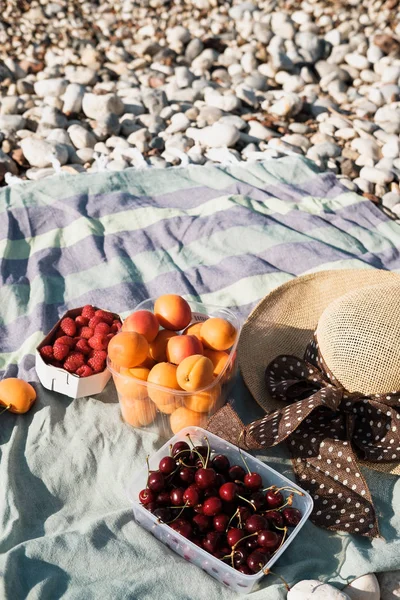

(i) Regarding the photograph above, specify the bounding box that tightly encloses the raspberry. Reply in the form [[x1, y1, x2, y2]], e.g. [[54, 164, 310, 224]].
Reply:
[[110, 320, 122, 333], [90, 350, 107, 362], [76, 365, 94, 378], [94, 309, 114, 325], [88, 316, 103, 329], [63, 352, 85, 373], [39, 345, 54, 361], [60, 317, 77, 337], [82, 305, 96, 319], [53, 343, 70, 361], [88, 355, 106, 373], [51, 360, 64, 369], [54, 335, 75, 348], [80, 326, 94, 339], [75, 315, 89, 327], [94, 322, 111, 335], [88, 334, 108, 350], [75, 338, 91, 355]]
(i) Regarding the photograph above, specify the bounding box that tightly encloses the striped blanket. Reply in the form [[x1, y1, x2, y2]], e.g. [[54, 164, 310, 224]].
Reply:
[[0, 158, 399, 599]]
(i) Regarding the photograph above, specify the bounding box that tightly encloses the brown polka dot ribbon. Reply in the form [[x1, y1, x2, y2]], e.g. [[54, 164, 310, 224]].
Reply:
[[207, 334, 400, 537]]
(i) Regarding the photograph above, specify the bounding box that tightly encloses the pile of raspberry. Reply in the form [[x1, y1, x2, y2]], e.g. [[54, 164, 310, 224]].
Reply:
[[39, 305, 121, 377]]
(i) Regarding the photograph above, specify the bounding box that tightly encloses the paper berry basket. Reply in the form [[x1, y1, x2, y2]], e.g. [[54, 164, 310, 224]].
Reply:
[[36, 306, 121, 399], [108, 299, 240, 439], [128, 427, 313, 594]]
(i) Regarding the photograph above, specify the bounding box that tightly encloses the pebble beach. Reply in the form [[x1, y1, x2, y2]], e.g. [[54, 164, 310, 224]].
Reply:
[[1, 0, 400, 597]]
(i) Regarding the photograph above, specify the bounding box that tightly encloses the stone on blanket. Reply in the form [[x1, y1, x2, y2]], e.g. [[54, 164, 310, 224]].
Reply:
[[288, 580, 350, 600], [377, 570, 400, 600], [343, 574, 380, 600]]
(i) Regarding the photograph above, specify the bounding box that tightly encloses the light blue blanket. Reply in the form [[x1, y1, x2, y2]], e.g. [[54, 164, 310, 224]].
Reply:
[[0, 158, 399, 599]]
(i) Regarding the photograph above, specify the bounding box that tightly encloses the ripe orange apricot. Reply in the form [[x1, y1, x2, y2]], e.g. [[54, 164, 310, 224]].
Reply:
[[176, 354, 214, 392], [200, 317, 237, 351], [122, 310, 159, 342], [147, 362, 182, 405], [138, 355, 157, 370], [114, 367, 150, 398], [119, 396, 156, 427], [0, 378, 36, 414], [148, 329, 177, 363], [108, 331, 149, 368], [170, 406, 207, 434], [156, 397, 183, 415], [184, 384, 221, 413], [182, 322, 203, 341], [154, 294, 192, 331], [166, 335, 203, 365], [203, 349, 230, 377]]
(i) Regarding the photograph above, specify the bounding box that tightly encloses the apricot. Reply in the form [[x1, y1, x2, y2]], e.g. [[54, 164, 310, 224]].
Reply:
[[156, 397, 183, 415], [200, 318, 237, 351], [138, 355, 157, 370], [148, 329, 177, 363], [108, 331, 149, 368], [203, 349, 230, 377], [154, 294, 192, 331], [184, 384, 220, 413], [122, 310, 159, 342], [170, 406, 207, 434], [119, 396, 156, 427], [0, 378, 36, 414], [114, 367, 150, 399], [182, 322, 203, 341], [176, 354, 214, 392], [147, 362, 182, 405], [166, 335, 203, 365]]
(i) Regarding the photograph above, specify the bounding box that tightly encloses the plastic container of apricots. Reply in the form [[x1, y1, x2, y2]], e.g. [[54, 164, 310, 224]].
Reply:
[[107, 298, 240, 439]]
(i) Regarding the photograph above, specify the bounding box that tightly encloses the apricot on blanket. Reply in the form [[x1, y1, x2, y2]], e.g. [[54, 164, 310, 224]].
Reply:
[[122, 310, 159, 342], [148, 330, 177, 363], [166, 335, 203, 365], [176, 355, 214, 392], [154, 294, 192, 331], [108, 331, 149, 368], [0, 378, 36, 414], [200, 318, 237, 352]]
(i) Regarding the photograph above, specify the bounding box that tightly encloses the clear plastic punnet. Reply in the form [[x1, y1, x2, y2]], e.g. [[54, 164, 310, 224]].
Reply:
[[108, 300, 240, 439], [128, 427, 313, 594]]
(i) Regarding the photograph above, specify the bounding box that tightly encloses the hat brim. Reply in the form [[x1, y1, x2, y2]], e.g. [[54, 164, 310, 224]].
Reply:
[[238, 268, 400, 476]]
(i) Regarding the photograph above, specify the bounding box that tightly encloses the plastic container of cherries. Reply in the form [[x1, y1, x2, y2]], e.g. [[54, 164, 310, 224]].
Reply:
[[128, 427, 313, 594]]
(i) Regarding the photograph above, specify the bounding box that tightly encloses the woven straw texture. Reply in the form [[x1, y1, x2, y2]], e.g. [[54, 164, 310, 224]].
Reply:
[[238, 268, 400, 475], [317, 283, 400, 394]]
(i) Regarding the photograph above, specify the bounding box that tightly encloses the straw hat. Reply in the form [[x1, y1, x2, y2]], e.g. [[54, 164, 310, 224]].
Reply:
[[238, 268, 400, 476]]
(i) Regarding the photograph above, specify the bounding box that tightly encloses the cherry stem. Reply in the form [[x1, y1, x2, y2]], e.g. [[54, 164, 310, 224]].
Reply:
[[203, 435, 211, 469], [230, 531, 258, 569], [165, 465, 180, 480], [0, 404, 11, 416], [237, 494, 257, 511], [166, 501, 189, 524], [263, 485, 304, 497], [169, 444, 173, 457], [264, 494, 294, 513], [262, 569, 291, 591], [236, 430, 251, 474], [226, 508, 240, 532], [177, 458, 195, 468], [277, 526, 288, 551], [185, 434, 205, 468], [146, 455, 151, 487]]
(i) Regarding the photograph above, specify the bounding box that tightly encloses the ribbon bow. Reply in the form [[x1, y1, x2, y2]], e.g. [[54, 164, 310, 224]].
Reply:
[[207, 335, 400, 537]]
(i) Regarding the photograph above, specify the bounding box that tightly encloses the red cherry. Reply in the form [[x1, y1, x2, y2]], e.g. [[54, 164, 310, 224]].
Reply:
[[214, 473, 226, 488], [282, 507, 302, 527], [195, 467, 217, 489], [203, 487, 219, 499], [264, 510, 284, 528], [193, 513, 212, 533], [179, 466, 194, 484], [228, 465, 246, 481], [170, 518, 192, 539], [194, 445, 208, 458], [245, 514, 268, 534], [153, 507, 171, 522], [237, 506, 251, 523], [202, 531, 221, 553], [233, 548, 248, 567], [170, 488, 185, 506], [250, 491, 265, 511], [245, 537, 259, 552], [244, 472, 262, 490], [227, 527, 245, 547], [247, 550, 267, 573], [212, 454, 230, 472], [213, 513, 229, 532], [148, 471, 165, 492], [159, 456, 176, 474], [257, 530, 280, 550], [265, 489, 284, 509], [156, 491, 171, 505], [238, 565, 252, 575], [203, 496, 222, 516], [183, 485, 200, 507], [219, 482, 238, 502], [171, 441, 190, 457], [139, 488, 155, 505], [145, 501, 157, 513]]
